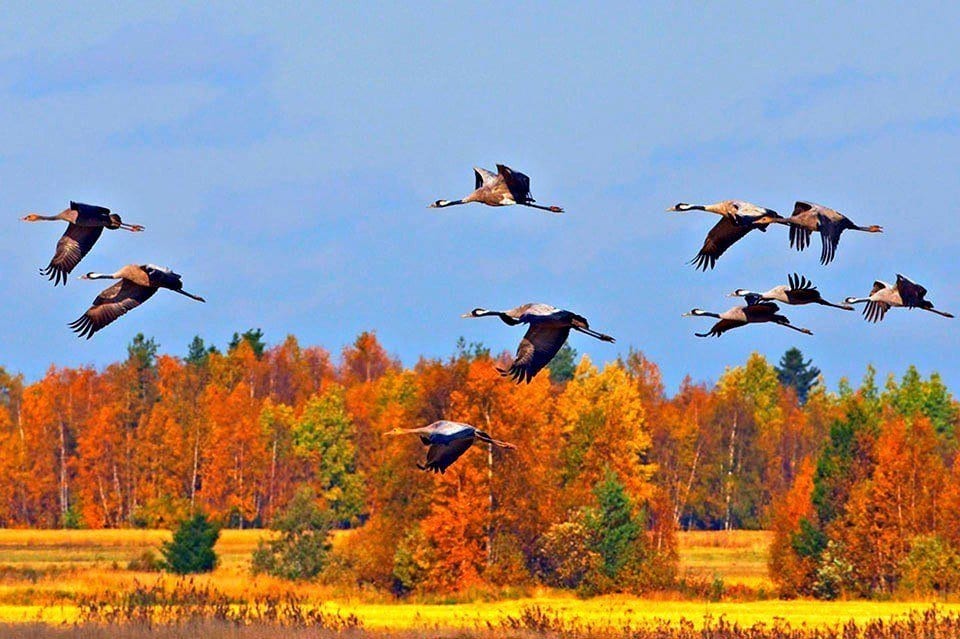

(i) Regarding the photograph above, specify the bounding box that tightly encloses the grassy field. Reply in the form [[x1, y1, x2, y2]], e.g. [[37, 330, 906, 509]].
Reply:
[[0, 528, 956, 632]]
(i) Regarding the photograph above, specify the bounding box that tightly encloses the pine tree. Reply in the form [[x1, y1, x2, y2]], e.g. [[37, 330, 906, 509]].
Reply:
[[185, 336, 218, 367], [161, 513, 220, 574], [588, 470, 641, 579], [775, 348, 820, 404], [229, 329, 266, 358], [127, 334, 159, 370]]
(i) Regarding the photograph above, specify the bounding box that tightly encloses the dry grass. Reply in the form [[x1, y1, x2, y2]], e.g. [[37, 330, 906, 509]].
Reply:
[[3, 606, 960, 638], [0, 528, 957, 634], [677, 530, 773, 590]]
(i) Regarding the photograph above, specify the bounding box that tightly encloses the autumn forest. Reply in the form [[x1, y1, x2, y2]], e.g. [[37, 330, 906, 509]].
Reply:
[[1, 330, 958, 600]]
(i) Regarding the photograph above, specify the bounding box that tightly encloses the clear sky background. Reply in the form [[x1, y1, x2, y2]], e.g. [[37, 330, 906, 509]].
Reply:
[[2, 3, 958, 393]]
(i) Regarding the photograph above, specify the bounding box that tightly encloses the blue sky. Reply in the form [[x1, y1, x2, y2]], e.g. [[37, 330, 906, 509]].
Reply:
[[2, 3, 959, 393]]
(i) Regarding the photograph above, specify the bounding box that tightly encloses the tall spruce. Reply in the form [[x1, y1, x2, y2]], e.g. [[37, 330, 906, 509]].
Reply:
[[229, 328, 266, 358], [776, 348, 820, 403]]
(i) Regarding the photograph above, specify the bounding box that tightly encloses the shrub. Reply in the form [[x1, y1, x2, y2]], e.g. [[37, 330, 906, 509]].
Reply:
[[899, 535, 960, 596], [127, 549, 164, 572], [392, 524, 433, 595], [536, 511, 599, 589], [251, 487, 333, 581], [812, 540, 856, 600], [161, 513, 220, 574]]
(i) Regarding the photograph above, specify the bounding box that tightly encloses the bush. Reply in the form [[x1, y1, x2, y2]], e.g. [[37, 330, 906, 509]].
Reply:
[[251, 487, 333, 581], [392, 524, 433, 595], [812, 540, 856, 600], [127, 549, 164, 572], [536, 511, 599, 589], [161, 513, 220, 574], [899, 535, 960, 596]]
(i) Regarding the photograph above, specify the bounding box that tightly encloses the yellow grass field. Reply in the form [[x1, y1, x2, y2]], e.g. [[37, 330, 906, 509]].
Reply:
[[0, 528, 955, 631]]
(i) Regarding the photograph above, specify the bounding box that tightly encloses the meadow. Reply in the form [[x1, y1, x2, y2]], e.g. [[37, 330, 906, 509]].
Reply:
[[1, 528, 958, 637]]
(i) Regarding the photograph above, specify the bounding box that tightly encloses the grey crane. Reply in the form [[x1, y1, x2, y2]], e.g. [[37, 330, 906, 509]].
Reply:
[[462, 303, 614, 383], [70, 264, 205, 339], [21, 201, 145, 285], [429, 164, 563, 213], [845, 274, 954, 323], [385, 420, 516, 474], [667, 200, 777, 225], [775, 201, 882, 265], [729, 273, 853, 310], [683, 302, 813, 337]]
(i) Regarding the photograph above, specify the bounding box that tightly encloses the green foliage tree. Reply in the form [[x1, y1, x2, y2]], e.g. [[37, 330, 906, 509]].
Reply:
[[899, 535, 960, 596], [775, 348, 820, 404], [454, 337, 490, 361], [548, 343, 578, 383], [229, 328, 266, 358], [127, 333, 159, 371], [185, 335, 219, 367], [588, 470, 642, 580], [251, 487, 333, 580], [161, 513, 219, 574], [293, 387, 364, 524], [883, 366, 958, 442]]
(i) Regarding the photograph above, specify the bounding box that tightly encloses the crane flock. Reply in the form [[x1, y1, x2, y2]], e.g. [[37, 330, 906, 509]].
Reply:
[[19, 166, 953, 474]]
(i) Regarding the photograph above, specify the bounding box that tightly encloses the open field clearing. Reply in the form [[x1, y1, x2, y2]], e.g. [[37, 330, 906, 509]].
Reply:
[[677, 530, 773, 590], [0, 528, 958, 632]]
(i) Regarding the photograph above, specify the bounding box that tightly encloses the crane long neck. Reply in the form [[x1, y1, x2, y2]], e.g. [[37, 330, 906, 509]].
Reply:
[[24, 213, 65, 222], [436, 199, 465, 207], [384, 427, 427, 436], [86, 272, 122, 280], [474, 310, 519, 325]]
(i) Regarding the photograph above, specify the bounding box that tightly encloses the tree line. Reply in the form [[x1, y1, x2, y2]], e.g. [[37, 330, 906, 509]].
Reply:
[[0, 331, 957, 597]]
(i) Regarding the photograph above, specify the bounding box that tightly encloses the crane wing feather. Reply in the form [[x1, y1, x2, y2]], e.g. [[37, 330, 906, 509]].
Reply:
[[420, 437, 475, 474], [498, 325, 570, 384], [69, 280, 156, 339], [690, 217, 754, 271], [41, 224, 105, 286]]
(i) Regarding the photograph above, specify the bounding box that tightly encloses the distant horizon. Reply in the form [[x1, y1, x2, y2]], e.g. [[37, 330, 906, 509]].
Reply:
[[2, 327, 941, 400]]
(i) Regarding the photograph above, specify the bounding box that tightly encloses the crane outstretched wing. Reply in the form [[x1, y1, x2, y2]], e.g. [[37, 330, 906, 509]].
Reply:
[[895, 274, 928, 307], [498, 324, 570, 383], [786, 273, 823, 304], [817, 214, 845, 265], [690, 217, 754, 271], [496, 164, 533, 203], [41, 224, 105, 286], [69, 279, 156, 339], [696, 318, 745, 337], [419, 437, 475, 474], [474, 167, 497, 189]]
